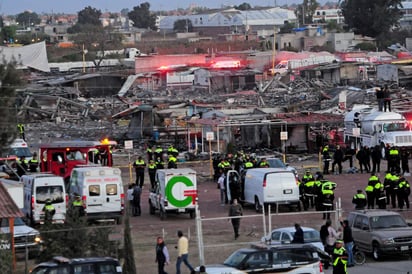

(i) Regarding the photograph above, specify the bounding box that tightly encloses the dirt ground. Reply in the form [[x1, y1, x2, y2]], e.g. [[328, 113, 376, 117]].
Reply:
[[17, 153, 412, 274]]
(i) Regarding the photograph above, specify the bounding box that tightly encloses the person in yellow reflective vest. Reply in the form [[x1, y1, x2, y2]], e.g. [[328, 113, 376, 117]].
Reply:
[[17, 123, 25, 140], [167, 154, 177, 169], [133, 156, 146, 188], [42, 199, 55, 223], [397, 175, 410, 209], [352, 189, 367, 210], [148, 159, 157, 189], [321, 185, 334, 220], [365, 173, 379, 209], [29, 152, 39, 172], [333, 240, 348, 274], [71, 194, 85, 217]]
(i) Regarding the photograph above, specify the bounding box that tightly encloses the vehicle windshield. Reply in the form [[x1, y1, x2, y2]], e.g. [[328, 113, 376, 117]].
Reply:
[[267, 158, 286, 168], [8, 147, 32, 158], [383, 122, 410, 132], [0, 217, 26, 227], [223, 250, 248, 267], [36, 186, 65, 204], [370, 215, 408, 229], [291, 230, 321, 243]]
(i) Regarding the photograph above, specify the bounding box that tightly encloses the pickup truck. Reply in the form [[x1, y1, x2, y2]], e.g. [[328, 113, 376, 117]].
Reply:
[[0, 217, 42, 258], [347, 210, 412, 260]]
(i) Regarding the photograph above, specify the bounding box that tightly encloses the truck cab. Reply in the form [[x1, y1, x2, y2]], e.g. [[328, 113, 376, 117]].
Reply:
[[39, 140, 115, 182]]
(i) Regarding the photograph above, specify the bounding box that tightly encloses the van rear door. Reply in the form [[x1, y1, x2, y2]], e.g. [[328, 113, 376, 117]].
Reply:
[[33, 177, 66, 223], [264, 171, 298, 203]]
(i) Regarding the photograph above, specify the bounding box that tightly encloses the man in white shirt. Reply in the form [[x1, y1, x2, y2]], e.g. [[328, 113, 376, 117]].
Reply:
[[218, 173, 226, 205]]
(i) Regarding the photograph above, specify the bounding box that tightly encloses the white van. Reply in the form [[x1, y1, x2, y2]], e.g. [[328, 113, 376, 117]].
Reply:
[[149, 168, 197, 220], [67, 166, 124, 224], [243, 168, 300, 212], [21, 174, 67, 225]]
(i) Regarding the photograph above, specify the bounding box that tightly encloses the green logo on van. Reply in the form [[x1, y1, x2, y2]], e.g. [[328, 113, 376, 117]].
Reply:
[[165, 176, 195, 207]]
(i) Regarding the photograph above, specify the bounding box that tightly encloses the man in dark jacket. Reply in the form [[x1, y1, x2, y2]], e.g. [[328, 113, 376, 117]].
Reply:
[[331, 145, 344, 175], [340, 219, 354, 267], [371, 145, 382, 173], [292, 223, 304, 244]]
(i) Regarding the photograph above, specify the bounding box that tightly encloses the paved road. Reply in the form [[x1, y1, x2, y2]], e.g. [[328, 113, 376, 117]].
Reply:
[[117, 155, 412, 273], [324, 260, 412, 274]]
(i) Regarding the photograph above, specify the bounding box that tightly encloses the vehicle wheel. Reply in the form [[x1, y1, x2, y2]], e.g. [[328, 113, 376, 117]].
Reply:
[[372, 243, 381, 261], [354, 250, 366, 265], [149, 201, 155, 215], [254, 197, 261, 213], [189, 211, 195, 219], [159, 209, 166, 221]]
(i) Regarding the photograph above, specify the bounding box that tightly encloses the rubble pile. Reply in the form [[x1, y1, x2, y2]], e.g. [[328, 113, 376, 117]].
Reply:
[[17, 73, 412, 150]]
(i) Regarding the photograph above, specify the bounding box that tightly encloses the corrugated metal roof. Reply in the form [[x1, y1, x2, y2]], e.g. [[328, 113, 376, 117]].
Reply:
[[272, 112, 343, 125], [0, 182, 24, 218]]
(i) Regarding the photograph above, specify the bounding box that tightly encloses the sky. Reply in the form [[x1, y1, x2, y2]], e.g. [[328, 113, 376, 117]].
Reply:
[[1, 0, 331, 15]]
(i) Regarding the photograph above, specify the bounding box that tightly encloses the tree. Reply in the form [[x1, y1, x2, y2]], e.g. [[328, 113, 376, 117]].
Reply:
[[78, 6, 102, 25], [1, 26, 17, 44], [173, 19, 193, 33], [235, 2, 252, 10], [67, 6, 123, 69], [16, 11, 40, 28], [339, 0, 403, 37], [128, 2, 157, 30], [72, 24, 123, 69], [295, 0, 319, 25], [0, 61, 23, 155]]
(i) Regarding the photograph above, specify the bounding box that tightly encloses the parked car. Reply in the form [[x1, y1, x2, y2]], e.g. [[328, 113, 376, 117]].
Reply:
[[198, 243, 324, 274], [260, 226, 324, 251], [30, 256, 122, 274], [347, 210, 412, 260], [0, 217, 41, 257]]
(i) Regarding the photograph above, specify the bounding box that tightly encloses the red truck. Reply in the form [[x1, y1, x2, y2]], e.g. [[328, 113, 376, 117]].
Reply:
[[39, 139, 116, 182]]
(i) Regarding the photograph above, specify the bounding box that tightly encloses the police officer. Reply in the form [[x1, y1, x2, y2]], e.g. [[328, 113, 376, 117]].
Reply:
[[155, 157, 165, 170], [388, 146, 400, 173], [352, 189, 367, 210], [146, 145, 153, 161], [304, 177, 316, 209], [29, 152, 39, 172], [42, 199, 55, 223], [383, 171, 393, 206], [376, 186, 387, 209], [333, 240, 348, 274], [167, 154, 177, 169], [322, 145, 331, 174], [391, 172, 400, 208], [243, 157, 254, 169], [365, 173, 379, 209], [16, 156, 29, 177], [155, 146, 163, 160], [148, 159, 157, 189], [398, 176, 411, 209], [321, 184, 334, 220], [71, 194, 85, 217], [259, 158, 270, 168], [133, 156, 146, 188]]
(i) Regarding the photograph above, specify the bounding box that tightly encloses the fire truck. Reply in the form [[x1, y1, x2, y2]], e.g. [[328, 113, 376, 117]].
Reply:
[[39, 139, 116, 182], [344, 105, 412, 155]]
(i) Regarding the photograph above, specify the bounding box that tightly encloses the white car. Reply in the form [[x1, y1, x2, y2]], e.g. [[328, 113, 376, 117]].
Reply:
[[198, 244, 324, 274], [261, 226, 324, 251]]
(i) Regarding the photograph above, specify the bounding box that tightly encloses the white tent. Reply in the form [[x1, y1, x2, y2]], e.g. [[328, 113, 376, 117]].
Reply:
[[0, 41, 49, 72]]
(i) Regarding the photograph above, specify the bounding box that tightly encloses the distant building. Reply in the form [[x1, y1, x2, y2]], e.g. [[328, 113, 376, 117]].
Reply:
[[159, 7, 297, 37]]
